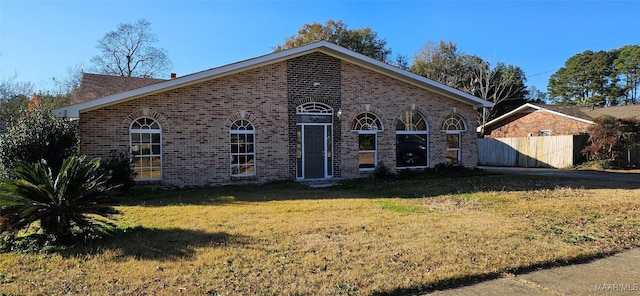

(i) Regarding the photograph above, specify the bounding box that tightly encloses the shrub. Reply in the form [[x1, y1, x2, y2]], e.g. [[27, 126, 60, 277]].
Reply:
[[100, 148, 136, 194], [582, 115, 640, 167], [374, 162, 395, 179], [0, 106, 79, 179], [0, 155, 121, 246]]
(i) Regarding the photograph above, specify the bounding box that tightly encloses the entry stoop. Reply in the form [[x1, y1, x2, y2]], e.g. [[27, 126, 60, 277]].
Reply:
[[299, 178, 345, 188]]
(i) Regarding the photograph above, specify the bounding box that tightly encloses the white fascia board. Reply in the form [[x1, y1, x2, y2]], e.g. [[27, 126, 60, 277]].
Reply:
[[479, 103, 539, 129], [53, 42, 334, 118], [53, 49, 314, 117], [316, 42, 493, 108]]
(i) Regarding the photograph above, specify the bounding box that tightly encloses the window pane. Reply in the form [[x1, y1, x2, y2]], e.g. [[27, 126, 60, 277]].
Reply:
[[151, 157, 161, 168], [446, 134, 459, 149], [152, 133, 160, 143], [139, 144, 149, 155], [131, 145, 140, 155], [359, 134, 376, 151], [151, 144, 160, 154], [238, 141, 247, 153], [142, 133, 151, 142], [446, 150, 459, 165], [131, 133, 140, 142], [240, 156, 254, 175], [396, 134, 427, 167], [358, 152, 375, 169]]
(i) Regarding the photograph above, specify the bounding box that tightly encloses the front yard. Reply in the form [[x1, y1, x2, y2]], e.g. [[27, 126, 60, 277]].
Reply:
[[1, 172, 639, 295]]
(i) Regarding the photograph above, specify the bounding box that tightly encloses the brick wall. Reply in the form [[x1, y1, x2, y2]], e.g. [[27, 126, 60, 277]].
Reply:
[[340, 61, 478, 178], [81, 62, 289, 187], [287, 52, 342, 178], [484, 110, 592, 138], [80, 52, 480, 187]]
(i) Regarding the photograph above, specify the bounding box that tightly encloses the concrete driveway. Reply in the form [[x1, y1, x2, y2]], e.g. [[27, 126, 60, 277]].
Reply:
[[426, 248, 640, 295], [478, 166, 640, 184]]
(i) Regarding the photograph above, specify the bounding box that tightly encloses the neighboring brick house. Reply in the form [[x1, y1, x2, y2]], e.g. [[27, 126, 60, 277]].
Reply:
[[54, 41, 492, 187], [71, 73, 167, 105], [479, 103, 640, 138]]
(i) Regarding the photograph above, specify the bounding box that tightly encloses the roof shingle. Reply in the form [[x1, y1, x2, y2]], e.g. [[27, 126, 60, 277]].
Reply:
[[70, 73, 166, 105]]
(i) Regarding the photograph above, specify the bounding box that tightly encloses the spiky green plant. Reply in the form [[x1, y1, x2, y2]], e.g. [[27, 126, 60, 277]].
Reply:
[[0, 155, 120, 245]]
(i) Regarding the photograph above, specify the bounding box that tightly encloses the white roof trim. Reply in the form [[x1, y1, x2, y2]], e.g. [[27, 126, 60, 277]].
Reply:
[[476, 103, 595, 132], [54, 41, 492, 118]]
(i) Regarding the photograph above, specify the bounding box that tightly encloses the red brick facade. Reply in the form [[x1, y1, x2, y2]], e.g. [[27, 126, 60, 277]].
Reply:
[[483, 110, 592, 138], [78, 51, 480, 187]]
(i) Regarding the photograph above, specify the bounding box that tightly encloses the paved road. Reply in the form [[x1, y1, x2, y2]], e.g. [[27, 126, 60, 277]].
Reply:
[[478, 166, 640, 184]]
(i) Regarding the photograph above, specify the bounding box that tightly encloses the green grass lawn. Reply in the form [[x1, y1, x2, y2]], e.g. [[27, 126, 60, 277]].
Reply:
[[1, 172, 639, 295]]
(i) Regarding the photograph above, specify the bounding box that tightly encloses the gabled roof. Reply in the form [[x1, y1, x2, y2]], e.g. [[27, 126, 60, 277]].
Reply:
[[584, 104, 640, 119], [477, 102, 640, 132], [477, 103, 594, 132], [54, 41, 492, 118]]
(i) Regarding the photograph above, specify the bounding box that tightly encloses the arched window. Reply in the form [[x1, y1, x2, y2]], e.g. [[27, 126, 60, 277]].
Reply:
[[352, 112, 383, 131], [396, 110, 429, 168], [130, 117, 162, 180], [352, 112, 383, 171], [442, 114, 466, 165], [230, 119, 255, 176]]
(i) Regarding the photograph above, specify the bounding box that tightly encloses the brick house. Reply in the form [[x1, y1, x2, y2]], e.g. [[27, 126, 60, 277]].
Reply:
[[54, 41, 492, 187], [479, 103, 640, 138]]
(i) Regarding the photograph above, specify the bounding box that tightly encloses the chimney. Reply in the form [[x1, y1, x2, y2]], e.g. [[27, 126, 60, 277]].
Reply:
[[170, 73, 177, 79]]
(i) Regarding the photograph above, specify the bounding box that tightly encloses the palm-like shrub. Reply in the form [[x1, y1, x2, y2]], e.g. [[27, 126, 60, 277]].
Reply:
[[0, 155, 121, 245]]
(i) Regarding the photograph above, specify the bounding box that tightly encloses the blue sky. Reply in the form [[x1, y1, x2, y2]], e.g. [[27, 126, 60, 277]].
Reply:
[[1, 0, 638, 95]]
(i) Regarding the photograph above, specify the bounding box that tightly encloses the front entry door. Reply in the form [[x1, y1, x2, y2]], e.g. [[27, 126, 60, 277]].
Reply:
[[304, 125, 325, 178]]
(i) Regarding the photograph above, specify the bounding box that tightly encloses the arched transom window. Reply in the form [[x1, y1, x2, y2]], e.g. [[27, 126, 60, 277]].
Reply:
[[230, 119, 256, 176], [396, 110, 429, 168], [441, 114, 466, 165], [352, 112, 383, 131], [130, 117, 162, 180], [296, 102, 333, 114], [442, 114, 467, 131], [352, 112, 383, 171]]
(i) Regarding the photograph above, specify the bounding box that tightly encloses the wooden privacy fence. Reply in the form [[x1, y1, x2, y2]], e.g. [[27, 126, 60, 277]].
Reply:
[[478, 135, 588, 168]]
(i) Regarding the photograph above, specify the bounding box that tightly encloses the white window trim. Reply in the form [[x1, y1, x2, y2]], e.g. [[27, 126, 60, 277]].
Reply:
[[538, 130, 551, 136], [396, 111, 429, 169], [130, 117, 162, 181], [442, 114, 466, 165], [396, 131, 429, 169], [444, 131, 461, 165], [230, 120, 256, 177], [357, 130, 378, 172]]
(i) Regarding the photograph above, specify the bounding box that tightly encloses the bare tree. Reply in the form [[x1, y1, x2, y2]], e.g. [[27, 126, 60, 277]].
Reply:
[[461, 61, 527, 128], [91, 19, 171, 78]]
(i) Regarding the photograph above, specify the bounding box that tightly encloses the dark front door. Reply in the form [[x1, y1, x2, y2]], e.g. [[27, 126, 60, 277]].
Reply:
[[304, 125, 325, 178]]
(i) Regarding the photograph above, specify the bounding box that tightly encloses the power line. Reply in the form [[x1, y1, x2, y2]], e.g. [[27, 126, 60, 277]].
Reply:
[[527, 69, 556, 78]]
